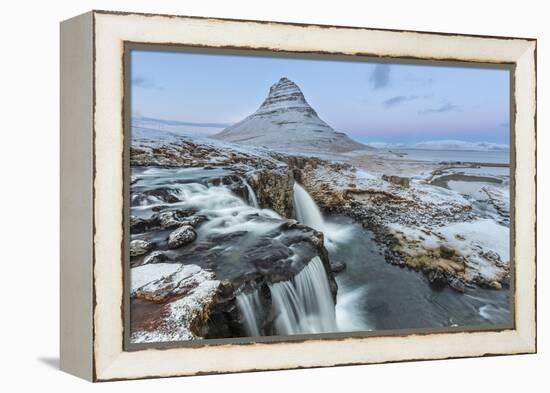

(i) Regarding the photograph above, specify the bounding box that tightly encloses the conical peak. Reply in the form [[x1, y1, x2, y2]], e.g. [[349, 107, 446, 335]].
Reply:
[[270, 77, 296, 91], [268, 77, 303, 97], [258, 77, 313, 115]]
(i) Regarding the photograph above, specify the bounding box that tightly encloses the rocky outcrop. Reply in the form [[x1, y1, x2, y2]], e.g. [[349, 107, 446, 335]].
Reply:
[[287, 157, 510, 292], [247, 168, 294, 218], [130, 209, 201, 234], [131, 138, 279, 169], [214, 77, 371, 153], [382, 174, 410, 188], [131, 263, 221, 343]]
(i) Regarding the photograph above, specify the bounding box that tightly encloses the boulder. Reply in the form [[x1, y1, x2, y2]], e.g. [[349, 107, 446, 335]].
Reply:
[[330, 261, 346, 273], [158, 210, 185, 229], [167, 225, 197, 249], [130, 239, 152, 257]]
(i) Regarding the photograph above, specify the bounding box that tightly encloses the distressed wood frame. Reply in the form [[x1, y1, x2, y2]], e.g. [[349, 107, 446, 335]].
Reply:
[[60, 10, 537, 382]]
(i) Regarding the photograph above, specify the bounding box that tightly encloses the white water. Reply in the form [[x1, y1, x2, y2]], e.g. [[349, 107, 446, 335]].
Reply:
[[270, 257, 337, 335], [243, 179, 259, 208], [293, 183, 326, 232], [236, 291, 263, 336], [293, 182, 351, 250]]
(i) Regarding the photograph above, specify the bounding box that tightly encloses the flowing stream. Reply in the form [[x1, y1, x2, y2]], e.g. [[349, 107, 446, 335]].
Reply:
[[291, 180, 511, 331], [132, 167, 511, 338]]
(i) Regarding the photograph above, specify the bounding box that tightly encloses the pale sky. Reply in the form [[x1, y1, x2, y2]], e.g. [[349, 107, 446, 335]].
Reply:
[[131, 49, 510, 144]]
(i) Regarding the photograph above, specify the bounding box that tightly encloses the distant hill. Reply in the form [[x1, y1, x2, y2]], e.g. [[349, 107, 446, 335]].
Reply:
[[131, 116, 229, 137], [214, 77, 371, 153], [368, 140, 510, 151]]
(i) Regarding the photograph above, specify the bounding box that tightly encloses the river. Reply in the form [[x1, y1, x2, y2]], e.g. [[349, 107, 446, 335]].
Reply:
[[130, 165, 511, 339]]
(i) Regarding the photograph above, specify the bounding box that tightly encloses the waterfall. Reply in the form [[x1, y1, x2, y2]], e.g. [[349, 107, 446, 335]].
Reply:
[[293, 182, 326, 233], [270, 257, 337, 335], [243, 179, 259, 208], [236, 257, 337, 336], [236, 290, 263, 336]]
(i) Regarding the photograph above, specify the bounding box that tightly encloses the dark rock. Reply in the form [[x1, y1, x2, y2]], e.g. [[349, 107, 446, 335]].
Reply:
[[167, 225, 197, 248], [157, 210, 191, 229], [145, 187, 181, 203], [426, 268, 447, 289], [448, 276, 466, 293], [330, 261, 346, 273], [131, 209, 200, 234], [130, 216, 151, 234]]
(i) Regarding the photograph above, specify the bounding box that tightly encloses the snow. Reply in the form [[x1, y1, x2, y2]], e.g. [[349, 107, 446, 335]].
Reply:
[[132, 116, 227, 136], [131, 126, 186, 146], [131, 264, 221, 343], [446, 180, 491, 200], [439, 219, 509, 280], [131, 263, 182, 293], [439, 219, 509, 263], [137, 264, 211, 297], [131, 277, 220, 343], [389, 219, 509, 282], [214, 77, 370, 153]]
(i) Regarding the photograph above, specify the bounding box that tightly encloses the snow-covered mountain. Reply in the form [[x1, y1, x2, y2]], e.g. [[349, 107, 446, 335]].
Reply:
[[368, 140, 509, 151], [214, 77, 370, 153]]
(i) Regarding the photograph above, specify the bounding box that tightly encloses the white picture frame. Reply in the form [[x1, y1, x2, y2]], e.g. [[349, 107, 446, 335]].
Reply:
[[60, 10, 536, 381]]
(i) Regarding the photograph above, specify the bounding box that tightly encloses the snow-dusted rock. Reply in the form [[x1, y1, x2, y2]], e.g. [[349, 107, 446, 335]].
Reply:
[[142, 250, 169, 265], [158, 210, 186, 229], [214, 77, 371, 154], [167, 225, 196, 248], [131, 264, 221, 343], [134, 264, 218, 302], [387, 219, 509, 289], [131, 263, 182, 293], [130, 239, 152, 257]]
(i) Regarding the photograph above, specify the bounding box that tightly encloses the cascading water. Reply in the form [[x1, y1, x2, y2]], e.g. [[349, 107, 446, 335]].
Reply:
[[242, 178, 259, 208], [236, 290, 263, 336], [235, 257, 337, 336], [293, 182, 326, 232], [135, 168, 342, 336], [270, 257, 337, 334]]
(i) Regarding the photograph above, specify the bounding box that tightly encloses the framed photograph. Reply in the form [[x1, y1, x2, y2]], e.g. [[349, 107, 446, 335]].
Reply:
[[60, 10, 536, 381]]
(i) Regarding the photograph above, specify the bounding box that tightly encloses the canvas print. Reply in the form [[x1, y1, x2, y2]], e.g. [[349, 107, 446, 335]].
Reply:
[[127, 49, 512, 345]]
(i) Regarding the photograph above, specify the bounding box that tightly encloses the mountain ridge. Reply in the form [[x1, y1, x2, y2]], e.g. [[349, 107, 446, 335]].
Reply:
[[214, 77, 371, 153]]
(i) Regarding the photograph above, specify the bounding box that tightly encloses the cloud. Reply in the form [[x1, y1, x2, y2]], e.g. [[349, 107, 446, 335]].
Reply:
[[370, 64, 391, 89], [132, 75, 162, 90], [384, 95, 419, 108], [418, 101, 460, 115]]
